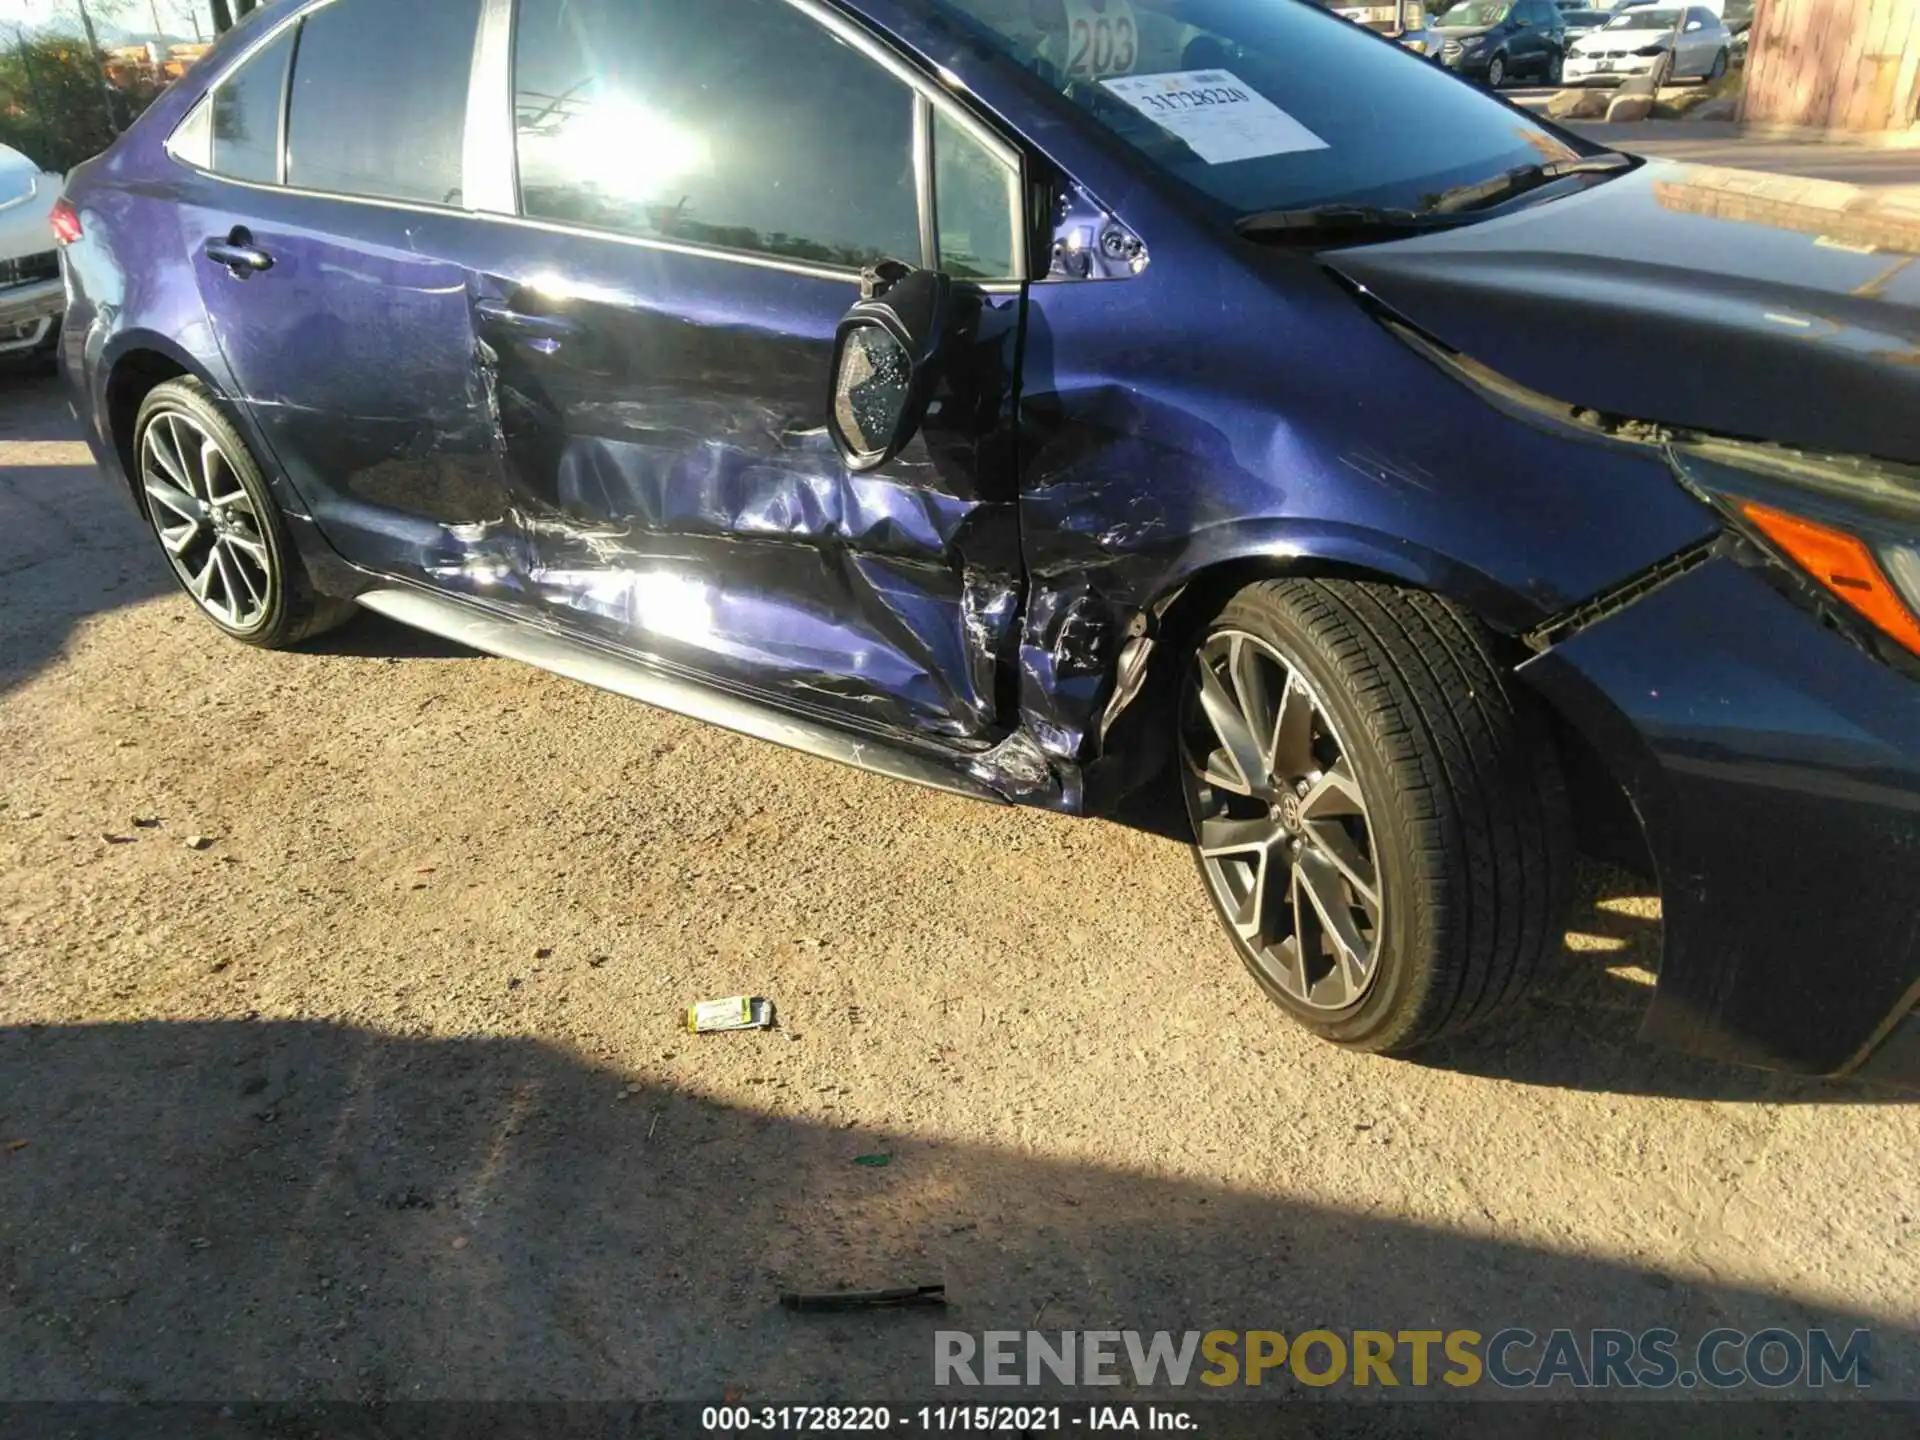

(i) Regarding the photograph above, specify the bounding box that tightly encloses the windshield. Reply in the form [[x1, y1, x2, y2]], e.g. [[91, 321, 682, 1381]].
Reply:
[[1605, 7, 1679, 25], [926, 0, 1584, 220], [1436, 2, 1510, 25]]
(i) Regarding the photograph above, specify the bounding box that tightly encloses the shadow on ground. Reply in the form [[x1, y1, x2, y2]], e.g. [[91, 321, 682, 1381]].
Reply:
[[0, 374, 173, 697], [0, 1018, 1910, 1407], [1106, 773, 1911, 1105]]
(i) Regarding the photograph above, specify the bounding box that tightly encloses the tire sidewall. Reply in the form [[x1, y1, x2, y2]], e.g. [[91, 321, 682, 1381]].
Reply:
[[1185, 593, 1433, 1049], [1486, 53, 1506, 87], [135, 380, 295, 644]]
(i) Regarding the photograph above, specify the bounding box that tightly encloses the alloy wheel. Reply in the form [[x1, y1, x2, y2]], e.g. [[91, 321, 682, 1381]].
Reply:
[[1487, 54, 1505, 88], [140, 409, 276, 632], [1181, 631, 1384, 1011]]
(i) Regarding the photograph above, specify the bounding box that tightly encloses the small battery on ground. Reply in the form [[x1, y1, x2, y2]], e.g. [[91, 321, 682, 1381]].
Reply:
[[687, 995, 774, 1033]]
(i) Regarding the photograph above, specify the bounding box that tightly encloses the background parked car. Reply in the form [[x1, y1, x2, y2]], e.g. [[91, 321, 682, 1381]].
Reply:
[[1327, 0, 1446, 57], [1559, 7, 1612, 42], [0, 144, 64, 368], [1436, 0, 1568, 86], [1563, 4, 1731, 85]]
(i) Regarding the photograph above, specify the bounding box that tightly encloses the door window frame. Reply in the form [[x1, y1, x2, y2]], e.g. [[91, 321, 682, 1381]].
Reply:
[[162, 0, 1032, 284], [465, 0, 1031, 285], [164, 0, 489, 217]]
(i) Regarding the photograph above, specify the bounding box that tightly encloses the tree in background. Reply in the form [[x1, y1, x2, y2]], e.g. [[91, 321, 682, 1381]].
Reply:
[[0, 32, 160, 171]]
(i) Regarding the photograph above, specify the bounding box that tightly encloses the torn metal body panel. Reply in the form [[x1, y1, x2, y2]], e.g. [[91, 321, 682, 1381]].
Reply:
[[462, 242, 1027, 744], [1012, 237, 1720, 778]]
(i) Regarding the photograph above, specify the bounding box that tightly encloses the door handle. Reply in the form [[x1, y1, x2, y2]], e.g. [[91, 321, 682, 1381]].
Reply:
[[204, 228, 273, 276], [475, 297, 579, 340]]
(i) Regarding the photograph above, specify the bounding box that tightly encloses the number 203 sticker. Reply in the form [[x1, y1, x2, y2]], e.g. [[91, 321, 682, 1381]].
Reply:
[[1064, 0, 1139, 79]]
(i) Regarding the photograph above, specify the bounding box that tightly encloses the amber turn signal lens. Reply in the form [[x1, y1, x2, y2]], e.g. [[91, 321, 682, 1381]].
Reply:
[[1740, 501, 1920, 656]]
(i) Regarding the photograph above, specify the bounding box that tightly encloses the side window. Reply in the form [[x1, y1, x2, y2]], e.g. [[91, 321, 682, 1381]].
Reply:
[[513, 0, 920, 270], [933, 111, 1020, 281], [283, 0, 479, 206], [203, 24, 295, 182]]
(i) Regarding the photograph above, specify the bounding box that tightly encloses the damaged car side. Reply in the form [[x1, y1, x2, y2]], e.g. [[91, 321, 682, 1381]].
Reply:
[[57, 0, 1920, 1082]]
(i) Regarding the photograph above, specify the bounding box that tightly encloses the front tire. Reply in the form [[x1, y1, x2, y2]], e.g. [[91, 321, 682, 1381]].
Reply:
[[1485, 52, 1507, 88], [135, 378, 353, 649], [1178, 580, 1574, 1054], [1544, 47, 1564, 84], [1706, 48, 1727, 81]]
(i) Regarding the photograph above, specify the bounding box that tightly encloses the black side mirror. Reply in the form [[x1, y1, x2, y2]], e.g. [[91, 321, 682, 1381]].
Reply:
[[826, 266, 951, 473]]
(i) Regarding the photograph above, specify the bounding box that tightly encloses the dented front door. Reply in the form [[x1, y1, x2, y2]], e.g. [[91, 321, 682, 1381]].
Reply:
[[470, 242, 1025, 744]]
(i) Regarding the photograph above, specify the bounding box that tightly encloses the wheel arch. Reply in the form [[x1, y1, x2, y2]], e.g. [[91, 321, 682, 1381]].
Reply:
[[1087, 537, 1657, 881], [99, 333, 223, 516]]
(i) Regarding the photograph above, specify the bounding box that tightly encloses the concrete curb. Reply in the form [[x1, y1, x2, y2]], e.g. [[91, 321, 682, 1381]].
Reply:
[[1733, 120, 1920, 150]]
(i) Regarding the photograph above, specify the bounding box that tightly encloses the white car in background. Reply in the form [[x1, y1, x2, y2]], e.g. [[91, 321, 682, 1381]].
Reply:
[[1564, 3, 1731, 84], [0, 143, 65, 363]]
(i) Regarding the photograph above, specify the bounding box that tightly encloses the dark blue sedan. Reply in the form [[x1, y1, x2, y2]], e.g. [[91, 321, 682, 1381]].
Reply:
[[55, 0, 1920, 1084]]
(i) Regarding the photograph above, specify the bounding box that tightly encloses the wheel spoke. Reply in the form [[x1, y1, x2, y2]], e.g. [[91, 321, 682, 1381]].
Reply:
[[221, 538, 266, 610], [1227, 840, 1290, 944], [168, 416, 207, 499], [1300, 758, 1365, 821], [143, 475, 202, 525], [199, 437, 228, 503], [222, 530, 270, 566], [187, 551, 217, 602], [1295, 846, 1370, 977], [212, 541, 245, 609], [1227, 634, 1279, 764], [1304, 819, 1379, 912], [1199, 813, 1280, 858], [1195, 654, 1269, 798], [1270, 669, 1314, 777], [155, 519, 198, 557], [146, 422, 191, 490]]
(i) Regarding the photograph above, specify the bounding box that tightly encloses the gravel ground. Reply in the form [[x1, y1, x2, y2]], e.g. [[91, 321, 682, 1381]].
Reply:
[[2, 371, 1917, 1406]]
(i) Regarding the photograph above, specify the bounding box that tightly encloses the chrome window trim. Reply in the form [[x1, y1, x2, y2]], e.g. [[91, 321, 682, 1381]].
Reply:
[[274, 10, 302, 183], [913, 94, 938, 271], [464, 0, 517, 214]]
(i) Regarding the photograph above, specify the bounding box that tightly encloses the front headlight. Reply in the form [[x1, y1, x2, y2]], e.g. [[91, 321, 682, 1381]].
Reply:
[[1633, 38, 1673, 55], [1455, 33, 1482, 50], [1673, 440, 1920, 659]]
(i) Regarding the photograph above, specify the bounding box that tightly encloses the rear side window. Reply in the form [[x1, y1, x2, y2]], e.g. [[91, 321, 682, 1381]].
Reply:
[[513, 0, 921, 270], [206, 24, 295, 183], [284, 0, 479, 206]]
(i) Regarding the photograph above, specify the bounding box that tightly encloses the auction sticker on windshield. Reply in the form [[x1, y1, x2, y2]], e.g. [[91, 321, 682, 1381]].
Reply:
[[1100, 70, 1328, 164]]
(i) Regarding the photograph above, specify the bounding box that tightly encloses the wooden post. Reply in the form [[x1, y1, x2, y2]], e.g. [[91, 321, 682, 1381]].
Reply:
[[1742, 0, 1920, 131]]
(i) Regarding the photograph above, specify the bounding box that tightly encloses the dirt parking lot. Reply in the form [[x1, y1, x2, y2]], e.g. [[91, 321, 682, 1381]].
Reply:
[[2, 370, 1917, 1406]]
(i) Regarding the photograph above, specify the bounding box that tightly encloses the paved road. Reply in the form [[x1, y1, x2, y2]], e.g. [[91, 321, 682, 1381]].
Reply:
[[2, 370, 1917, 1406]]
